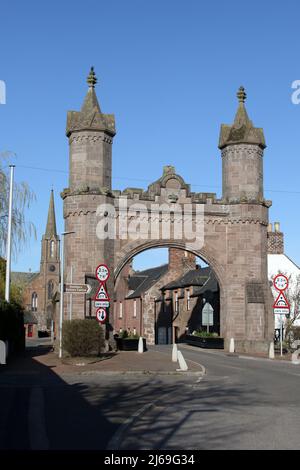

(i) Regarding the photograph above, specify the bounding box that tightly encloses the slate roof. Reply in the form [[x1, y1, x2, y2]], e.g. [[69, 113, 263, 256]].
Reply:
[[191, 274, 219, 296], [126, 264, 168, 299], [11, 271, 39, 285], [162, 267, 212, 290]]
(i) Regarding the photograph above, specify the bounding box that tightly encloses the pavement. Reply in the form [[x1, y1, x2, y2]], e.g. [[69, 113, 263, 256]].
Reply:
[[0, 338, 205, 378]]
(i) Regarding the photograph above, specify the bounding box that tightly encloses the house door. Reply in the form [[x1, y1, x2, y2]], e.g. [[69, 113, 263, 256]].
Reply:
[[28, 324, 33, 338]]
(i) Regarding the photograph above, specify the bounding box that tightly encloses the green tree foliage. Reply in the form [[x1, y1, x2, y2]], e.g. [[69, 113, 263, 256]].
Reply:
[[0, 153, 36, 259], [62, 319, 105, 357]]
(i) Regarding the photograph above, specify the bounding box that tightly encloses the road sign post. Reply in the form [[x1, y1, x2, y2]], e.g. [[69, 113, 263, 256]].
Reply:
[[273, 274, 290, 357], [94, 265, 111, 339]]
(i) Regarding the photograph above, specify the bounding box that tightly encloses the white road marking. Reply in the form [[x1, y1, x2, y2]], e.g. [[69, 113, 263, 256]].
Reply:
[[28, 387, 49, 450], [106, 402, 154, 450]]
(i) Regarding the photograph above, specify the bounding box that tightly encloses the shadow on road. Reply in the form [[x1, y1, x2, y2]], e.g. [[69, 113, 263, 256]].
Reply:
[[0, 343, 267, 450]]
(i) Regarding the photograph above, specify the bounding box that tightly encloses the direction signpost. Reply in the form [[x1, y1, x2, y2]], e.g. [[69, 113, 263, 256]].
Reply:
[[64, 283, 92, 294], [273, 274, 290, 356]]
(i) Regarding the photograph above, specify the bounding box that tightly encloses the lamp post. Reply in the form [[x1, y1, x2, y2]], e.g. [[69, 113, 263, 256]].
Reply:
[[59, 231, 75, 359]]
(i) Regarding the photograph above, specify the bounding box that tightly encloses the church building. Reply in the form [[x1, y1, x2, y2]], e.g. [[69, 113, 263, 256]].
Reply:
[[12, 190, 60, 336]]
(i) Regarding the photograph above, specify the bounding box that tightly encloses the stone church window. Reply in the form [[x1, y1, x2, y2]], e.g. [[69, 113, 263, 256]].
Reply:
[[50, 240, 55, 258], [32, 292, 38, 311], [48, 280, 54, 300]]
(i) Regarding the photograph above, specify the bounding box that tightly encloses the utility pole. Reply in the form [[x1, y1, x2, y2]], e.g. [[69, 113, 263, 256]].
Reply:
[[59, 231, 75, 358], [5, 165, 15, 302]]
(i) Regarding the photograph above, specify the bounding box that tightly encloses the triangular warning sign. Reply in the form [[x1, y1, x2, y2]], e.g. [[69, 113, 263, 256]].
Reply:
[[273, 291, 290, 309], [94, 282, 110, 301]]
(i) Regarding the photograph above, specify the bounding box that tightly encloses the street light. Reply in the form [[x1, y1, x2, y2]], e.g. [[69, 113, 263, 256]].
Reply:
[[59, 231, 75, 359]]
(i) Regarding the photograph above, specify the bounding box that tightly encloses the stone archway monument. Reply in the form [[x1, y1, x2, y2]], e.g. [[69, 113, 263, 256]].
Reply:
[[62, 69, 274, 354]]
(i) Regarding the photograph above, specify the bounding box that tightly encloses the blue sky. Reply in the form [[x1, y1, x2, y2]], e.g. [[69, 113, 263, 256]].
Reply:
[[1, 0, 300, 272]]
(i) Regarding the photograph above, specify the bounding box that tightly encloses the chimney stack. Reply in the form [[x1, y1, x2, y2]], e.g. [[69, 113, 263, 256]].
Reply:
[[267, 222, 284, 254]]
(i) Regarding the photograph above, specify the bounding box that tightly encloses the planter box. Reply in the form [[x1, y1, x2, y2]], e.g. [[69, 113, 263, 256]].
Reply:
[[185, 334, 224, 349], [116, 337, 147, 351]]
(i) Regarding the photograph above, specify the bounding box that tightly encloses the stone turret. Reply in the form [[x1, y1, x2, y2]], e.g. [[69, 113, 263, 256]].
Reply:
[[66, 67, 116, 192], [219, 86, 266, 203], [62, 69, 116, 329]]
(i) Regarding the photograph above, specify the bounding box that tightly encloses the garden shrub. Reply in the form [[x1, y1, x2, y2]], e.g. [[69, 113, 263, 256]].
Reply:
[[62, 319, 105, 357]]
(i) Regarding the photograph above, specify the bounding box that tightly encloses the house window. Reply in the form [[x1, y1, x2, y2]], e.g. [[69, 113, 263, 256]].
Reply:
[[119, 302, 123, 319], [187, 290, 190, 310], [32, 292, 38, 311], [175, 291, 179, 313], [48, 280, 54, 300], [50, 240, 55, 258], [133, 300, 137, 317]]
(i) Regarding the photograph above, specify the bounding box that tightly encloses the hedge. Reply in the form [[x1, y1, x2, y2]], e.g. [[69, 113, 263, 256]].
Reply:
[[0, 300, 25, 353], [62, 319, 105, 357]]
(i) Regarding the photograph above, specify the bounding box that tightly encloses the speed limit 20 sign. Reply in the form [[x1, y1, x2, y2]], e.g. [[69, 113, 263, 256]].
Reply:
[[96, 308, 107, 324]]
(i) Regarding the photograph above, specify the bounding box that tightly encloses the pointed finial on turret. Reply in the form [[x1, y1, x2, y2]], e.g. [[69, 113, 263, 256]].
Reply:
[[237, 86, 246, 103], [87, 66, 97, 88]]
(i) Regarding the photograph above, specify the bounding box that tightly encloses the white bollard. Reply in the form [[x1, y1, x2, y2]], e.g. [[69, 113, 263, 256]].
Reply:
[[172, 343, 178, 362], [292, 348, 300, 365], [229, 338, 235, 354], [138, 337, 144, 353], [0, 340, 6, 365], [269, 342, 275, 359], [177, 350, 188, 371]]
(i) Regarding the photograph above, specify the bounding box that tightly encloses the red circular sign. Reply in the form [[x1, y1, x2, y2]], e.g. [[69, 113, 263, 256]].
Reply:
[[273, 274, 289, 292], [96, 307, 107, 324], [95, 264, 110, 282]]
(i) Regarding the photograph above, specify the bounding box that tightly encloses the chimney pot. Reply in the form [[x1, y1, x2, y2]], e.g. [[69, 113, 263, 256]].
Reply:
[[274, 222, 280, 232]]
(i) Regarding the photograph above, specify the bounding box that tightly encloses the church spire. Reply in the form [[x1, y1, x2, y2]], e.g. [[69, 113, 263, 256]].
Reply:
[[45, 190, 57, 239]]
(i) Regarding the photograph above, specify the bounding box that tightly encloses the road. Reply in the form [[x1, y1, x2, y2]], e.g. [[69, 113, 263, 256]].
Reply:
[[0, 341, 299, 450]]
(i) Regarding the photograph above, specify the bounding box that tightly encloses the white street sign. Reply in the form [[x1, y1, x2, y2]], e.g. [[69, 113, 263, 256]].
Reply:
[[94, 301, 110, 308], [274, 308, 290, 315], [64, 283, 92, 294]]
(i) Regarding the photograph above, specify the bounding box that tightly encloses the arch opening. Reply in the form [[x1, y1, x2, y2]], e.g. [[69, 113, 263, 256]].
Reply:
[[114, 244, 222, 345]]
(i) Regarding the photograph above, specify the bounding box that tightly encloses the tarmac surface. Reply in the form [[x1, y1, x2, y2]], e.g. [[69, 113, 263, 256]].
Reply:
[[1, 339, 300, 450]]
